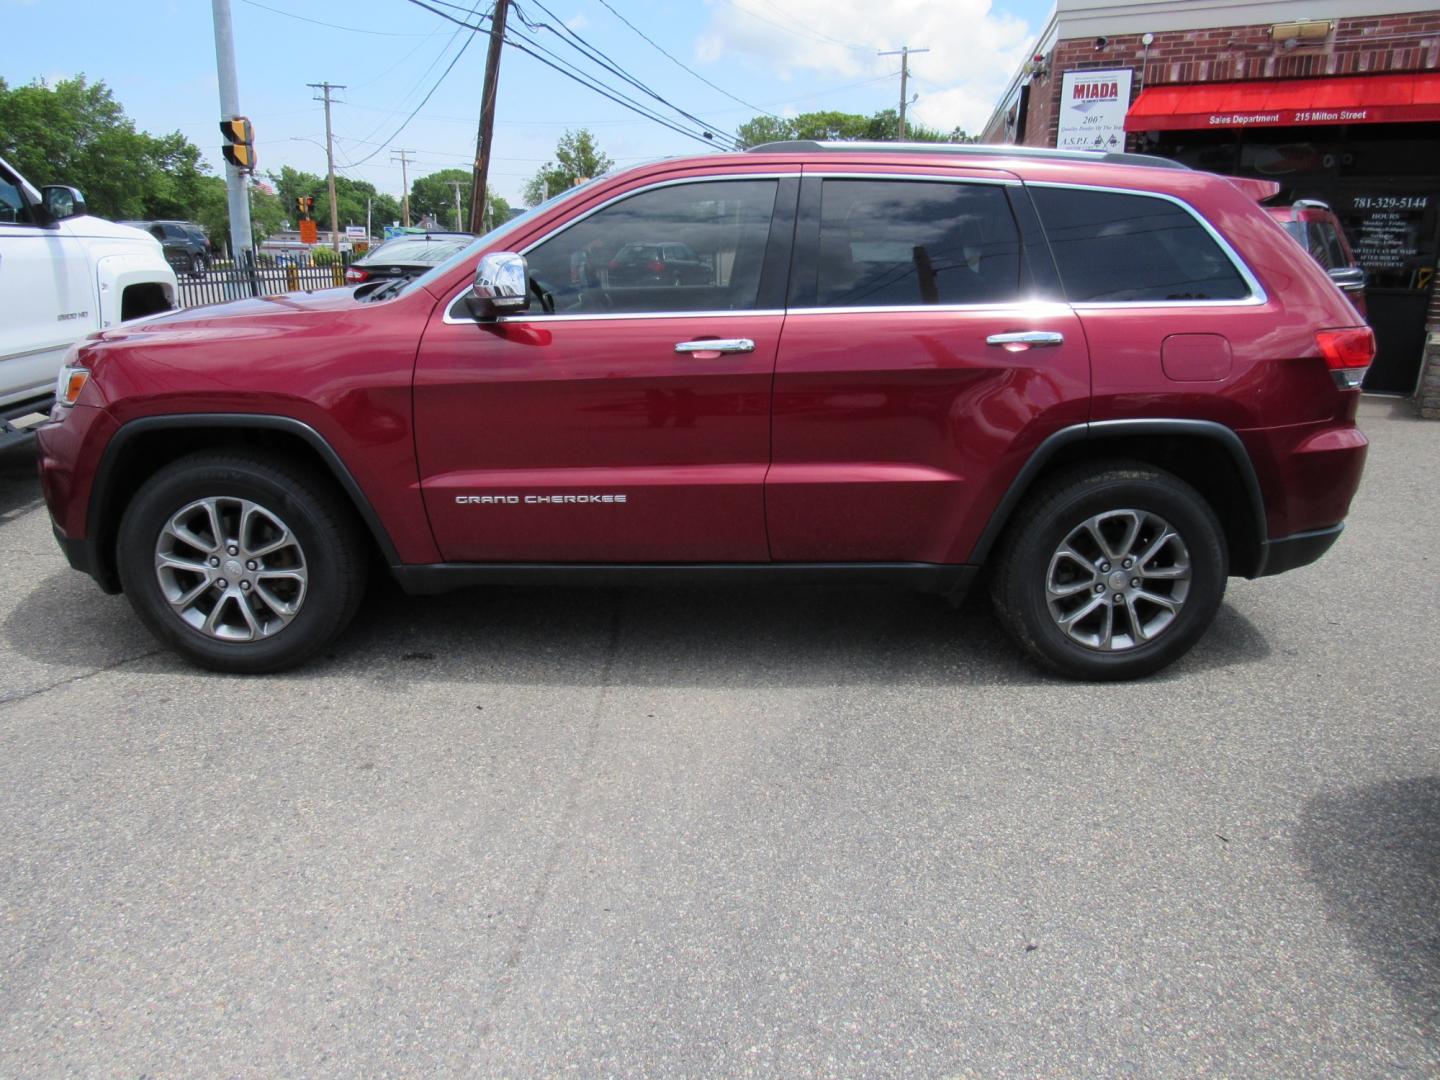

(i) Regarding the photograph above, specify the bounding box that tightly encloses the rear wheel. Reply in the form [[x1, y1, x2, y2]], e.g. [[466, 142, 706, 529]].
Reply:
[[990, 462, 1227, 680], [117, 451, 368, 673]]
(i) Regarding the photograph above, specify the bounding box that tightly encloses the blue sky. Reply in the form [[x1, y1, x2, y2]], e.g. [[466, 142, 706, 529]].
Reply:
[[0, 0, 1052, 210]]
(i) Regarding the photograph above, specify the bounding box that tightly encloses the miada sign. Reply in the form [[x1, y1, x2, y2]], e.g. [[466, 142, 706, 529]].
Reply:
[[1057, 69, 1134, 151]]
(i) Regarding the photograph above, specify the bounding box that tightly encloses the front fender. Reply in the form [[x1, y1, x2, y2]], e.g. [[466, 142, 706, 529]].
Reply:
[[95, 251, 178, 328]]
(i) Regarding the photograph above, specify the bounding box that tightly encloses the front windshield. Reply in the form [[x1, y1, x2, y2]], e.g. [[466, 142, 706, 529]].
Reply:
[[395, 178, 607, 298]]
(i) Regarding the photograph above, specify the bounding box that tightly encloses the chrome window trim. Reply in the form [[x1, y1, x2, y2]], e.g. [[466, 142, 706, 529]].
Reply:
[[1024, 180, 1269, 308], [444, 305, 787, 325], [442, 172, 790, 324], [783, 299, 1072, 317], [803, 171, 1019, 186]]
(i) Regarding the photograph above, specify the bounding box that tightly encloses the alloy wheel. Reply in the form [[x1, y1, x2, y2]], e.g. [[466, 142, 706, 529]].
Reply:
[[1045, 509, 1192, 651], [154, 496, 308, 642]]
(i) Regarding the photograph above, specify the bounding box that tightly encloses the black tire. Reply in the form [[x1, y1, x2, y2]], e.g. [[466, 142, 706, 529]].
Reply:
[[191, 254, 208, 278], [989, 461, 1227, 681], [117, 450, 368, 674]]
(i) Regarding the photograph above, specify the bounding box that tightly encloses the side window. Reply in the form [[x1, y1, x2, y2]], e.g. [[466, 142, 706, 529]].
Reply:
[[524, 179, 777, 315], [1031, 187, 1251, 303], [1311, 221, 1349, 269], [164, 224, 188, 241], [0, 175, 36, 225], [811, 179, 1022, 307]]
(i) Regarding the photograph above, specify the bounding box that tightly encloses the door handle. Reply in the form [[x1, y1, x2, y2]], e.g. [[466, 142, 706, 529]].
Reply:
[[674, 338, 755, 355], [986, 331, 1065, 351]]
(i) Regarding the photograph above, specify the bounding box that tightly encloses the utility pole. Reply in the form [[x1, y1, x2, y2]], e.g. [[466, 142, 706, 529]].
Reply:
[[210, 0, 254, 268], [878, 45, 929, 140], [469, 0, 510, 233], [447, 179, 465, 231], [309, 81, 346, 252], [391, 150, 416, 227]]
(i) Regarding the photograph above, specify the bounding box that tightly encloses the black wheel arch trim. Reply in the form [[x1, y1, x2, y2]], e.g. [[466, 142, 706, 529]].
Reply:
[[969, 418, 1269, 574], [85, 414, 402, 591]]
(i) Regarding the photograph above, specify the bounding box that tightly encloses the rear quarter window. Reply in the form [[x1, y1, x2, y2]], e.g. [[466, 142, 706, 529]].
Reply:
[[1031, 186, 1251, 303]]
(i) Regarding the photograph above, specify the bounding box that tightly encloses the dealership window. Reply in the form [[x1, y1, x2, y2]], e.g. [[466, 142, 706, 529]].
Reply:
[[809, 179, 1022, 307], [1031, 187, 1250, 302]]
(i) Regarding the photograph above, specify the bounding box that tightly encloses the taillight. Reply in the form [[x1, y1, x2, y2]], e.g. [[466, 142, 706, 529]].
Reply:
[[646, 259, 665, 274], [1315, 327, 1375, 390], [345, 267, 369, 283]]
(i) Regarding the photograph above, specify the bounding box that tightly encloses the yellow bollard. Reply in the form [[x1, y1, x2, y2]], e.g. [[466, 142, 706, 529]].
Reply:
[[286, 265, 299, 292]]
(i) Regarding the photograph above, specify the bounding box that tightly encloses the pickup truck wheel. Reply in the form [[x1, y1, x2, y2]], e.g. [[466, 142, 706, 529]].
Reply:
[[990, 463, 1227, 681], [117, 451, 368, 673]]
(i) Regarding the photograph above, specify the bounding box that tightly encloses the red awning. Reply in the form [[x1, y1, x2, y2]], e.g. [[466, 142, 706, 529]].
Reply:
[[1125, 73, 1440, 131]]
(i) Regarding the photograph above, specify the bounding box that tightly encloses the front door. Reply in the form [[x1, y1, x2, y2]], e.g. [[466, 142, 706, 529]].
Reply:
[[414, 174, 796, 563], [0, 165, 92, 400]]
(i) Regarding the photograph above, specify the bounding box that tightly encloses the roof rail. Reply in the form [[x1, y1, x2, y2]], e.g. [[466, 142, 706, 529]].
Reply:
[[744, 140, 1190, 171]]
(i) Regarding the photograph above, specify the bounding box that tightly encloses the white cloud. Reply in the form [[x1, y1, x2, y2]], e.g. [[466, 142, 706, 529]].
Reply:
[[695, 0, 1033, 134], [565, 11, 590, 31]]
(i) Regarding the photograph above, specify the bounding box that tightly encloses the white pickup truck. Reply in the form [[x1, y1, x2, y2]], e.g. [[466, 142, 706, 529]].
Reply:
[[1, 153, 177, 448]]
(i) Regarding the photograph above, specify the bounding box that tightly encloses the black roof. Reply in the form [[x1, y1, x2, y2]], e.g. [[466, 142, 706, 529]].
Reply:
[[744, 140, 1189, 170]]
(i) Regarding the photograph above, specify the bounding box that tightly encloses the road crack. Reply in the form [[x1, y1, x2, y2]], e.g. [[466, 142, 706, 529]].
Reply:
[[0, 648, 166, 711]]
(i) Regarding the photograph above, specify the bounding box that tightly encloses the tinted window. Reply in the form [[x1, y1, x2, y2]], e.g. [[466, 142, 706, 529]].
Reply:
[[364, 237, 472, 264], [1032, 187, 1250, 302], [0, 175, 35, 224], [1309, 221, 1349, 269], [812, 180, 1021, 307], [525, 179, 776, 315]]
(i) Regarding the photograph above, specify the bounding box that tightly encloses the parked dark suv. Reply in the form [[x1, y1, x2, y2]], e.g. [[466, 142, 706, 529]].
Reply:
[[120, 220, 213, 277], [38, 142, 1372, 679]]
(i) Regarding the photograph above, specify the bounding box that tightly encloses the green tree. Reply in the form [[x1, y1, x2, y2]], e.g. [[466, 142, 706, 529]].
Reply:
[[523, 129, 614, 206], [736, 108, 973, 149], [408, 168, 512, 231], [269, 165, 402, 235], [0, 74, 209, 219]]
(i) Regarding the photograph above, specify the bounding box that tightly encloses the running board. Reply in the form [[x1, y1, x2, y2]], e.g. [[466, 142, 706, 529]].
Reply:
[[392, 561, 979, 601]]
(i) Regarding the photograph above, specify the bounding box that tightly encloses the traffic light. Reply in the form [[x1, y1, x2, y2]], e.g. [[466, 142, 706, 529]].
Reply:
[[220, 117, 256, 170], [295, 195, 317, 219]]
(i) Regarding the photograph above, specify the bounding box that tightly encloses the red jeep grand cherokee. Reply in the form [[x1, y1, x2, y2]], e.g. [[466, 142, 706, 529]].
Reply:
[[36, 142, 1372, 679]]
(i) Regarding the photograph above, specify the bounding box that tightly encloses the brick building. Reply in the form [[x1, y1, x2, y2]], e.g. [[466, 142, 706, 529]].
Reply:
[[982, 0, 1440, 416]]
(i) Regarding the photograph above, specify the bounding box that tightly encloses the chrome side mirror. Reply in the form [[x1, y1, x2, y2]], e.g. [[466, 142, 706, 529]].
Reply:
[[1327, 265, 1367, 293], [467, 251, 529, 320]]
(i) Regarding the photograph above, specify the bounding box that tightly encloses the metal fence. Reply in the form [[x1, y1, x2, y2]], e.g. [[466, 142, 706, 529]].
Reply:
[[177, 256, 353, 309]]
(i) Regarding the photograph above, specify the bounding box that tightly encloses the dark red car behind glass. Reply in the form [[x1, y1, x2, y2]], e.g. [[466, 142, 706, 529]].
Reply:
[[35, 143, 1372, 681]]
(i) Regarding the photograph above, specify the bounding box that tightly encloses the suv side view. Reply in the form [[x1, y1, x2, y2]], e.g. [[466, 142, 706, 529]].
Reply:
[[121, 220, 213, 277], [36, 143, 1372, 680]]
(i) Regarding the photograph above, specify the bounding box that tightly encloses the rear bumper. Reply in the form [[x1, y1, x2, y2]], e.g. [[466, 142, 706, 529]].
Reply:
[[1253, 523, 1343, 578]]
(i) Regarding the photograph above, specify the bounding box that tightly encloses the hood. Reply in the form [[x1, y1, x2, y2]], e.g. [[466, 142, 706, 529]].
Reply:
[[98, 286, 365, 343], [64, 215, 168, 244]]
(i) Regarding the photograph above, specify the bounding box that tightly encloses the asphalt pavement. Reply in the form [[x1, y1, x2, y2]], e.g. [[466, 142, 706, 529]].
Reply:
[[1, 397, 1437, 1077]]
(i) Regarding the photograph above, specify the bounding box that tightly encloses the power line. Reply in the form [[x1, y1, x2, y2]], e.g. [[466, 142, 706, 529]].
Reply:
[[238, 0, 435, 36], [593, 0, 780, 120], [352, 0, 490, 149], [712, 0, 870, 53], [515, 0, 740, 146], [402, 0, 732, 148], [346, 7, 490, 166]]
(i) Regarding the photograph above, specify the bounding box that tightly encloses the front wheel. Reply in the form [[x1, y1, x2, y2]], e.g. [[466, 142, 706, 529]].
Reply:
[[191, 254, 208, 277], [990, 462, 1228, 680], [117, 451, 368, 673]]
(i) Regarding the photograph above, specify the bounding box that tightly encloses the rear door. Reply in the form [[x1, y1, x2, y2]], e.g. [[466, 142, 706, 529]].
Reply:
[[767, 170, 1090, 564], [414, 172, 799, 563]]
